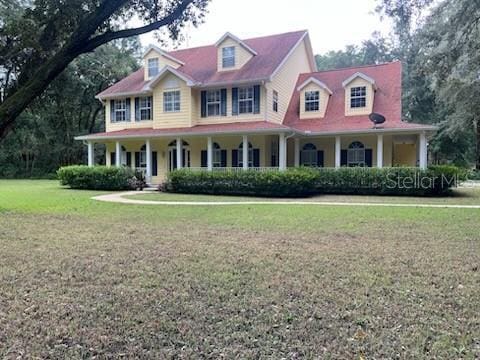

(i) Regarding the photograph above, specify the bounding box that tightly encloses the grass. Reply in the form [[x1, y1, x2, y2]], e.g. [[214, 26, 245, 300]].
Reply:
[[126, 187, 480, 205], [0, 180, 479, 358]]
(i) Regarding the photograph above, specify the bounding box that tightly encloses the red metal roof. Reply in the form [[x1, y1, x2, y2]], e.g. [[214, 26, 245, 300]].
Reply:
[[284, 61, 430, 133], [97, 30, 307, 98], [76, 121, 290, 140]]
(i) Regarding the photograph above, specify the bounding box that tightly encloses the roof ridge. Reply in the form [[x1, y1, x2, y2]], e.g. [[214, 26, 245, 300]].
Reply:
[[303, 60, 400, 75], [167, 30, 307, 54]]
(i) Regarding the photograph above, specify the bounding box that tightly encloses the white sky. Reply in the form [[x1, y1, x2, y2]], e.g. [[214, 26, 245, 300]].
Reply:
[[139, 0, 393, 55]]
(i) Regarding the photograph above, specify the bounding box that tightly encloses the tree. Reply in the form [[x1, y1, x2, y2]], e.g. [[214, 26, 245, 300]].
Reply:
[[0, 0, 210, 140], [0, 39, 141, 177]]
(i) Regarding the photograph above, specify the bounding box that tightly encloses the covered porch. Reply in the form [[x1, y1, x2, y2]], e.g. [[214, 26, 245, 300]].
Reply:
[[79, 127, 430, 185]]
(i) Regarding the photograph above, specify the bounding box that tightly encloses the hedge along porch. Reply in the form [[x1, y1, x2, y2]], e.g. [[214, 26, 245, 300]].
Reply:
[[78, 127, 429, 185]]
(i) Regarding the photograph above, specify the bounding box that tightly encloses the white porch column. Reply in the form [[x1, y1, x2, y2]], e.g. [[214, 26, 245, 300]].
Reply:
[[145, 139, 152, 181], [377, 134, 384, 168], [242, 135, 249, 170], [279, 133, 287, 171], [294, 138, 300, 167], [176, 137, 183, 169], [115, 141, 121, 167], [335, 136, 341, 168], [207, 136, 213, 171], [87, 141, 94, 167], [419, 132, 427, 169]]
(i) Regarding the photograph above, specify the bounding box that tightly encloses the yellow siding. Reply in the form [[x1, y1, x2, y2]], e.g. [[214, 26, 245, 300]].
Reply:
[[344, 78, 375, 116], [143, 49, 181, 81], [266, 39, 313, 123], [393, 143, 416, 166], [298, 83, 330, 119], [216, 37, 253, 71]]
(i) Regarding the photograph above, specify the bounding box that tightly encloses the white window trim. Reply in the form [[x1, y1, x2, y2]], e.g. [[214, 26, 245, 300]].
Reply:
[[113, 99, 127, 122], [238, 86, 254, 114], [163, 90, 181, 113], [301, 144, 317, 167], [305, 90, 320, 112], [347, 142, 366, 166], [273, 90, 279, 113], [212, 143, 222, 168], [206, 90, 221, 117], [350, 86, 367, 109], [222, 46, 236, 68], [148, 58, 159, 78], [139, 96, 152, 121]]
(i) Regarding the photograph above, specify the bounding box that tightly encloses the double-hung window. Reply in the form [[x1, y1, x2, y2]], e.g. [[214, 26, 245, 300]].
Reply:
[[139, 97, 152, 120], [238, 86, 254, 114], [148, 58, 159, 78], [114, 99, 127, 122], [273, 90, 279, 112], [222, 46, 235, 68], [206, 90, 221, 116], [350, 86, 366, 108], [163, 90, 181, 112], [212, 143, 222, 167], [347, 141, 366, 166], [305, 91, 320, 112]]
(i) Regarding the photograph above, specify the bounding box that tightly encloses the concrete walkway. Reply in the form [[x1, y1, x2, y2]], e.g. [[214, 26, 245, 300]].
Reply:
[[92, 191, 480, 209]]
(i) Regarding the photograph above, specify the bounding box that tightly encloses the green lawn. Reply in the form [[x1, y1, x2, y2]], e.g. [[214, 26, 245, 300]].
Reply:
[[0, 180, 479, 358], [126, 187, 480, 205]]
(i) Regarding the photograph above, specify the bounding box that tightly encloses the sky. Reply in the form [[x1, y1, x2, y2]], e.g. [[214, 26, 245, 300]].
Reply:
[[138, 0, 393, 55]]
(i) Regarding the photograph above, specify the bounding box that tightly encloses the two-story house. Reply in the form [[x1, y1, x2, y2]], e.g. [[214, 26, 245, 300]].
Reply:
[[76, 30, 437, 184]]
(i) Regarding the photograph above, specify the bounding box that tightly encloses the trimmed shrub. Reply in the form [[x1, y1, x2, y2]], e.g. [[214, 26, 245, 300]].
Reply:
[[57, 165, 141, 190], [167, 168, 318, 197], [166, 166, 464, 197]]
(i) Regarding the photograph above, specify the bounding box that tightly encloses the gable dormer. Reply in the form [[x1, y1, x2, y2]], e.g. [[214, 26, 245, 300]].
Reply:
[[143, 45, 185, 81], [297, 77, 332, 119], [215, 32, 257, 72], [342, 72, 377, 116]]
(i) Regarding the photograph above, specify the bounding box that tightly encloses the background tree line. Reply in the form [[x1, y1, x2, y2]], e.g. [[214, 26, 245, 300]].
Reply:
[[0, 0, 479, 177]]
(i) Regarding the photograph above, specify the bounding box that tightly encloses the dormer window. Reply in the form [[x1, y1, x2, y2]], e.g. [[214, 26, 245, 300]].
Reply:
[[222, 46, 236, 68], [350, 86, 366, 108], [305, 91, 320, 112], [148, 58, 159, 78]]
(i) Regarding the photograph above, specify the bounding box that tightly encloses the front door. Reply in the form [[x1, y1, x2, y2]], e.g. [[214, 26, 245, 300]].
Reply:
[[168, 148, 190, 171]]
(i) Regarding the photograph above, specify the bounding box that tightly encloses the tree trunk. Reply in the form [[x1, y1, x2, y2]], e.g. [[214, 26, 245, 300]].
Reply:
[[476, 119, 480, 170]]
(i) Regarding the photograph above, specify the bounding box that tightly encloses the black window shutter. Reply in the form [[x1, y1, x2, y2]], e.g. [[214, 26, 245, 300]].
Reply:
[[232, 150, 238, 167], [135, 97, 140, 121], [253, 149, 260, 167], [110, 152, 116, 166], [220, 150, 227, 167], [201, 150, 207, 167], [125, 98, 131, 122], [341, 150, 348, 166], [172, 151, 177, 170], [253, 85, 261, 114], [221, 89, 227, 116], [365, 149, 373, 167], [152, 151, 158, 176], [135, 152, 140, 168], [201, 91, 207, 118], [126, 152, 132, 167], [110, 100, 115, 122], [317, 150, 324, 167], [149, 96, 153, 119], [232, 88, 239, 115]]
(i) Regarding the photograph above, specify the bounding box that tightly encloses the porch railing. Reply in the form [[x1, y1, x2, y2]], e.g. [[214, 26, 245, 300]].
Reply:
[[180, 167, 281, 173]]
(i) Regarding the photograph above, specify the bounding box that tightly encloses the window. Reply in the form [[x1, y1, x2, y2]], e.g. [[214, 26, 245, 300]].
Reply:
[[148, 58, 159, 78], [139, 97, 152, 120], [270, 140, 278, 167], [222, 46, 235, 68], [273, 90, 279, 112], [238, 86, 254, 114], [113, 99, 127, 122], [305, 91, 320, 112], [163, 90, 180, 112], [347, 141, 365, 166], [212, 142, 222, 167], [301, 143, 317, 167], [350, 86, 366, 108], [139, 145, 147, 168], [206, 90, 221, 117], [238, 142, 253, 167]]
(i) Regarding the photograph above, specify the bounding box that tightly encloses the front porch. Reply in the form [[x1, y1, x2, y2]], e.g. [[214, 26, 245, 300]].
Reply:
[[84, 131, 429, 185]]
